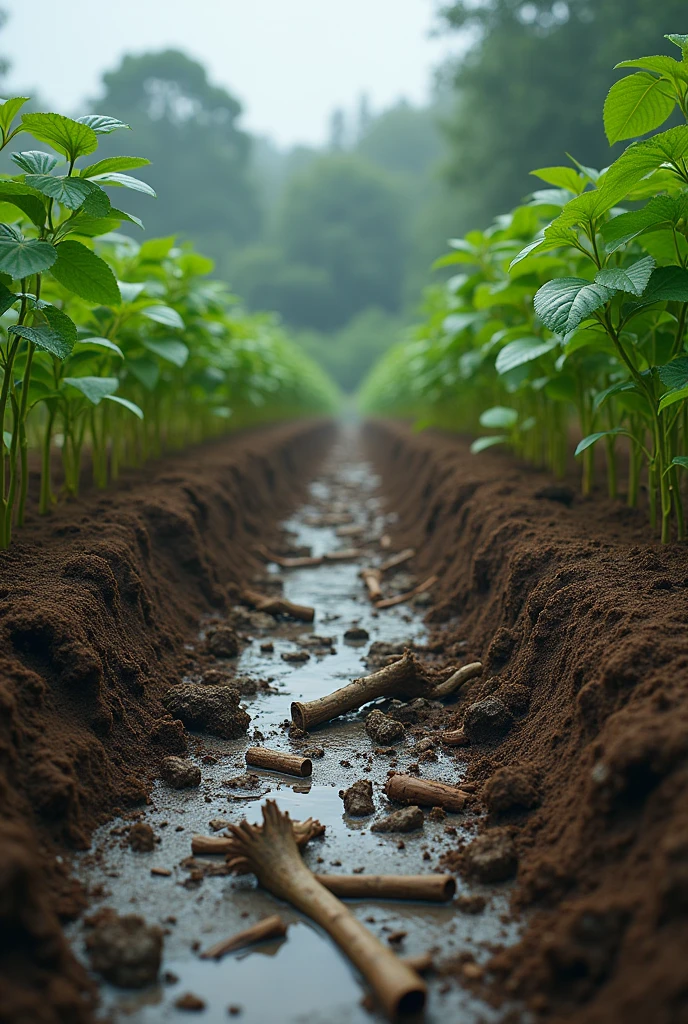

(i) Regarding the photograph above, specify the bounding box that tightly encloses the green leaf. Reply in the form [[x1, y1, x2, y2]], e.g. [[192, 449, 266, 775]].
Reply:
[[139, 236, 175, 261], [73, 336, 124, 358], [2, 430, 11, 450], [659, 356, 688, 390], [50, 240, 121, 305], [103, 394, 144, 418], [109, 207, 144, 230], [479, 406, 518, 429], [90, 172, 155, 197], [659, 384, 688, 412], [0, 97, 29, 135], [601, 195, 688, 252], [118, 281, 146, 303], [0, 237, 57, 278], [39, 304, 78, 346], [0, 282, 18, 315], [10, 150, 59, 174], [629, 266, 688, 309], [575, 428, 631, 456], [599, 126, 688, 207], [534, 278, 614, 335], [0, 181, 46, 227], [509, 223, 580, 269], [603, 72, 676, 145], [127, 356, 159, 391], [671, 455, 688, 470], [595, 255, 655, 296], [616, 55, 688, 83], [8, 323, 72, 359], [25, 174, 110, 215], [665, 34, 688, 54], [593, 379, 638, 410], [80, 156, 150, 178], [21, 112, 98, 162], [76, 115, 130, 135], [530, 166, 586, 194], [470, 435, 508, 453], [143, 338, 189, 367], [64, 375, 119, 404], [142, 305, 184, 329], [495, 336, 559, 375]]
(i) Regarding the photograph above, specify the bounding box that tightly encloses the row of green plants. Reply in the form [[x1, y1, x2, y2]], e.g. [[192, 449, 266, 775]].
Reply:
[[361, 31, 688, 542], [0, 99, 338, 548]]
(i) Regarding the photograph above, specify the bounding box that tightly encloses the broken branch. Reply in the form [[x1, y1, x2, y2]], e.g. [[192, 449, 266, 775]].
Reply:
[[245, 747, 312, 778], [200, 915, 288, 960], [191, 817, 324, 858], [379, 548, 415, 573], [430, 662, 483, 699], [441, 728, 469, 747], [361, 568, 382, 601], [322, 548, 363, 562], [314, 874, 456, 902], [241, 588, 314, 623], [385, 774, 470, 813], [291, 650, 431, 731], [226, 802, 425, 1020], [375, 575, 438, 610]]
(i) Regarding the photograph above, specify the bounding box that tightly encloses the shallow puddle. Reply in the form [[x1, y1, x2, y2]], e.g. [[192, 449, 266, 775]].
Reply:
[[68, 433, 521, 1022]]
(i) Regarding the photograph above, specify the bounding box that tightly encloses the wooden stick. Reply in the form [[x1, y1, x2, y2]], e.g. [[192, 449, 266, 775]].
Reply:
[[430, 662, 483, 699], [441, 728, 469, 747], [291, 650, 431, 731], [242, 588, 314, 623], [322, 548, 362, 562], [336, 524, 364, 538], [375, 575, 438, 610], [246, 747, 312, 778], [200, 915, 288, 960], [380, 534, 392, 550], [379, 548, 415, 573], [261, 552, 324, 569], [361, 568, 382, 601], [191, 817, 324, 857], [401, 952, 434, 975], [314, 874, 456, 902], [385, 774, 469, 813], [226, 802, 426, 1020]]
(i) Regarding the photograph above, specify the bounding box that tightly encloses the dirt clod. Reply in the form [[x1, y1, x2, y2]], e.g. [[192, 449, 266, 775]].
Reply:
[[371, 805, 424, 833], [129, 822, 156, 852], [206, 625, 240, 658], [159, 756, 201, 789], [463, 828, 518, 883], [484, 767, 540, 813], [162, 683, 251, 739], [175, 992, 206, 1011], [344, 627, 369, 641], [365, 709, 405, 746], [340, 779, 375, 816], [463, 697, 513, 745], [85, 910, 163, 988]]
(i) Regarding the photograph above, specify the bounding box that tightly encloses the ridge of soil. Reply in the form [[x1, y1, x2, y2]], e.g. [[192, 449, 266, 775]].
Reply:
[[366, 420, 688, 1024], [0, 420, 332, 1024]]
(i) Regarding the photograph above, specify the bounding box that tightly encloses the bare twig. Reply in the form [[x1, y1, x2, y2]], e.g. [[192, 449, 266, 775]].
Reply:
[[375, 575, 438, 610], [379, 548, 415, 573], [323, 548, 363, 562], [200, 915, 288, 960], [242, 588, 314, 623], [441, 728, 469, 747], [245, 747, 312, 778], [361, 567, 382, 601], [430, 662, 483, 699], [385, 774, 470, 813], [314, 874, 456, 902], [191, 817, 324, 859]]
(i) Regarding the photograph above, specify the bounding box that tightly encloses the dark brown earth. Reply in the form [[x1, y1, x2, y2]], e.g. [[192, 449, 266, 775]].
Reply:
[[0, 420, 332, 1024], [366, 420, 688, 1024]]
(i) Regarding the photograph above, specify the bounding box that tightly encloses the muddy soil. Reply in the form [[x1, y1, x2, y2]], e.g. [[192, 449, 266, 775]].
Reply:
[[367, 421, 688, 1024]]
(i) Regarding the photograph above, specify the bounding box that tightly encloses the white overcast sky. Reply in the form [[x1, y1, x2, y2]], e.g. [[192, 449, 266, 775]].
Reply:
[[0, 0, 465, 147]]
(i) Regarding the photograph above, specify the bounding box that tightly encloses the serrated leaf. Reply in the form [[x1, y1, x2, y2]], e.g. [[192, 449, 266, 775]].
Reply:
[[142, 305, 184, 329], [39, 304, 78, 345], [109, 207, 144, 230], [143, 338, 189, 367], [80, 156, 150, 178], [629, 266, 688, 309], [0, 181, 46, 227], [599, 126, 688, 208], [596, 256, 655, 296], [470, 435, 508, 453], [530, 166, 586, 194], [658, 356, 688, 390], [601, 195, 688, 252], [495, 336, 559, 375], [25, 174, 110, 216], [103, 394, 144, 418], [479, 406, 518, 429], [76, 115, 130, 135], [665, 34, 688, 54], [10, 150, 59, 174], [534, 278, 614, 335], [8, 323, 72, 359], [603, 73, 676, 145], [73, 336, 124, 358], [21, 112, 98, 161], [64, 375, 119, 404], [0, 97, 29, 135], [50, 240, 121, 305], [0, 237, 57, 278], [509, 223, 581, 269], [90, 172, 155, 197], [616, 55, 688, 83], [659, 384, 688, 412], [0, 282, 18, 315]]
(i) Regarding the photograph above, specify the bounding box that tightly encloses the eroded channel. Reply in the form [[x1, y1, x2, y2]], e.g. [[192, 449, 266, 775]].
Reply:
[[68, 432, 521, 1022]]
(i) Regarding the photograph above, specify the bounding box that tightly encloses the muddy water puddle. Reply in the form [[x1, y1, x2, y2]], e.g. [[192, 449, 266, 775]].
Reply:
[[69, 437, 521, 1022]]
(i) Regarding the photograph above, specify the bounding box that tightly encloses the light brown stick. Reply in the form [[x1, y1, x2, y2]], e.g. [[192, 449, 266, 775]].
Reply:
[[361, 568, 382, 601], [242, 588, 314, 623], [200, 915, 288, 959], [375, 575, 438, 610], [314, 874, 456, 902], [323, 548, 363, 562], [191, 817, 324, 857], [246, 747, 312, 778], [226, 802, 425, 1020], [441, 728, 469, 747], [336, 524, 364, 538], [430, 662, 483, 699], [385, 774, 469, 813], [379, 548, 416, 573], [380, 534, 392, 550], [401, 952, 434, 975], [291, 650, 431, 731]]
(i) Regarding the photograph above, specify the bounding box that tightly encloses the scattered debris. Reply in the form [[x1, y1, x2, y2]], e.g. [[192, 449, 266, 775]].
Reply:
[[223, 772, 263, 790], [430, 662, 483, 700], [323, 548, 363, 562], [150, 867, 172, 878], [455, 894, 487, 914], [344, 626, 370, 642], [376, 575, 438, 610], [241, 588, 315, 623], [379, 548, 415, 573], [371, 806, 424, 834], [463, 828, 518, 883], [441, 728, 469, 747], [340, 780, 375, 816], [303, 746, 325, 759], [159, 756, 201, 789], [205, 625, 240, 658], [163, 683, 251, 740], [361, 568, 383, 601], [463, 697, 514, 744], [85, 910, 163, 988], [200, 915, 288, 960], [175, 992, 206, 1012], [365, 710, 405, 746], [192, 816, 325, 862], [245, 747, 313, 778], [385, 774, 470, 813], [129, 823, 156, 853], [484, 766, 540, 813], [281, 650, 311, 663]]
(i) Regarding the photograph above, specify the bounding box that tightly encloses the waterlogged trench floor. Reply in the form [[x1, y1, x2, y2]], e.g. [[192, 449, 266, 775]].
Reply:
[[68, 438, 521, 1022]]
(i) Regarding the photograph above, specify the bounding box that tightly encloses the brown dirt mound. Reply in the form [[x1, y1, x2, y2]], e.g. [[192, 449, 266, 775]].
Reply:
[[0, 420, 332, 1024], [366, 420, 688, 1024]]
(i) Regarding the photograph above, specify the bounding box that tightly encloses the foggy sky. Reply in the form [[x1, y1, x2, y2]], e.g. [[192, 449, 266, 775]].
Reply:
[[0, 0, 463, 146]]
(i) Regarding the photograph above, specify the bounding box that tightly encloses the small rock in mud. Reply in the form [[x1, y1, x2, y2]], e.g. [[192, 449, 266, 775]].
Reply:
[[455, 894, 487, 914], [340, 779, 375, 816], [149, 717, 188, 754], [129, 822, 156, 852], [175, 992, 206, 1011], [298, 634, 335, 649], [428, 806, 446, 822], [223, 773, 261, 790], [260, 642, 274, 653], [464, 828, 518, 883], [495, 682, 531, 715], [86, 910, 163, 988], [231, 607, 277, 632], [199, 667, 232, 685], [159, 756, 201, 789], [365, 641, 406, 669], [463, 697, 513, 744], [366, 710, 405, 746], [371, 805, 424, 833], [387, 697, 433, 724], [303, 746, 325, 759], [418, 749, 437, 763], [484, 766, 540, 813], [344, 626, 369, 642], [414, 737, 436, 753], [281, 650, 310, 663], [209, 818, 231, 831], [162, 683, 251, 740], [205, 625, 240, 658]]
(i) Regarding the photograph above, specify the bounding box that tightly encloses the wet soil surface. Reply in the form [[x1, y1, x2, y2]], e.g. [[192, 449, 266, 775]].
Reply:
[[69, 434, 519, 1022]]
